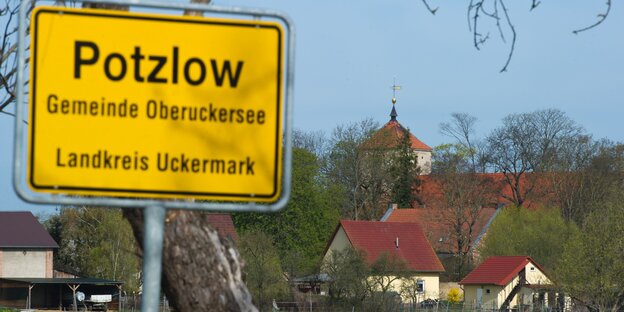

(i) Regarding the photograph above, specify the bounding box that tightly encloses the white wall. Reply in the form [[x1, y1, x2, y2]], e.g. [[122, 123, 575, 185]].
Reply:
[[524, 262, 551, 285], [1, 250, 52, 278], [416, 150, 431, 175]]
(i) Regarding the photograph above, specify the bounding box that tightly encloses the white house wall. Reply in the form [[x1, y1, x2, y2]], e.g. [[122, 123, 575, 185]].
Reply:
[[322, 226, 351, 264], [463, 285, 503, 310], [416, 150, 431, 175], [390, 273, 440, 302], [0, 250, 53, 278], [524, 262, 551, 285]]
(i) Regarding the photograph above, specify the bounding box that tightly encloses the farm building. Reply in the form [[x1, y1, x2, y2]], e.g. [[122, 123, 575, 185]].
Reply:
[[0, 211, 121, 310]]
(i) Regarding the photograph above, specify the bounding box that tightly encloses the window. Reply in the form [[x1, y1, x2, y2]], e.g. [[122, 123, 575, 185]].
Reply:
[[530, 266, 535, 271], [486, 289, 491, 294], [416, 279, 425, 293]]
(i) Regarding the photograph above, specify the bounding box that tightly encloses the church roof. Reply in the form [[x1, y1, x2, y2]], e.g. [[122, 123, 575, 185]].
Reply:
[[361, 119, 432, 151]]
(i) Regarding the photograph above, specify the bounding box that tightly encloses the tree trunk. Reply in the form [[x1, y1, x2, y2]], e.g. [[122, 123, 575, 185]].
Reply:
[[124, 209, 257, 312], [82, 0, 257, 310]]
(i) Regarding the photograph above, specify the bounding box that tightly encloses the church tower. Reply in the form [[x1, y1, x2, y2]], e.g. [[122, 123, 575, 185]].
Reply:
[[360, 84, 432, 174]]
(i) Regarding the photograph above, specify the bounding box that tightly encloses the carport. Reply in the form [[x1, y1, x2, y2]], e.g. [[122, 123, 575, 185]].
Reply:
[[0, 277, 122, 311]]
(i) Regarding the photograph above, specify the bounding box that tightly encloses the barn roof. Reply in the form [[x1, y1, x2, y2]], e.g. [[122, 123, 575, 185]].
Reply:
[[338, 220, 444, 272], [459, 256, 544, 286], [0, 212, 58, 249]]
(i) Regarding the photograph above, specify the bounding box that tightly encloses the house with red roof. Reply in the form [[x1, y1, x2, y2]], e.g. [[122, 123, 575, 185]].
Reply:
[[459, 256, 555, 311], [322, 220, 444, 302]]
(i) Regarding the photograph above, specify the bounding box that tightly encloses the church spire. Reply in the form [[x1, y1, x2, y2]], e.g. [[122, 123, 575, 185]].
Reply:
[[390, 79, 401, 121]]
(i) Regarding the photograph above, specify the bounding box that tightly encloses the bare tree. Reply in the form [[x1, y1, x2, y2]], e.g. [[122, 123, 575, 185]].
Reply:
[[547, 139, 624, 224], [421, 0, 614, 72], [326, 119, 380, 220], [439, 113, 487, 172], [431, 143, 499, 280], [0, 0, 29, 115], [486, 108, 584, 207]]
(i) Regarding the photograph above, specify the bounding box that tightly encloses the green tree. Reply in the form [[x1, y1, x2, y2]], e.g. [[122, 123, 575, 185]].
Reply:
[[239, 229, 289, 311], [234, 148, 340, 276], [557, 194, 624, 312], [480, 205, 578, 270], [389, 127, 420, 207], [321, 247, 369, 309], [47, 207, 141, 292], [365, 252, 408, 312]]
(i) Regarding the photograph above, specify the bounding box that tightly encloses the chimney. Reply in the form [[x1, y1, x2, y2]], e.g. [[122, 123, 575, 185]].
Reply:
[[387, 203, 398, 210], [395, 237, 399, 248]]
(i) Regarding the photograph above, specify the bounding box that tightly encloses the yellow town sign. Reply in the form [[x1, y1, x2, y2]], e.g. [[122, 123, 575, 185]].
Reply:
[[29, 7, 284, 202]]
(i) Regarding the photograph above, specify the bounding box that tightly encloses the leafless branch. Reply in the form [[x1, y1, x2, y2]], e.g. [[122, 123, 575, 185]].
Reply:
[[572, 0, 611, 34], [0, 109, 27, 124], [498, 0, 516, 73], [493, 0, 506, 43], [421, 0, 438, 15], [467, 0, 475, 32], [470, 1, 492, 50], [530, 0, 540, 11]]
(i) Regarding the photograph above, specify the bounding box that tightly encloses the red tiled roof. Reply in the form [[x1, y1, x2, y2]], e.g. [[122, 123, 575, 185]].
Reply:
[[416, 173, 554, 209], [459, 256, 541, 286], [0, 211, 58, 248], [339, 220, 444, 272], [361, 120, 432, 151], [384, 207, 498, 254], [207, 213, 238, 242]]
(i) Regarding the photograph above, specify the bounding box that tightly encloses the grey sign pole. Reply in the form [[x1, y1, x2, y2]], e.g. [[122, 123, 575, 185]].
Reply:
[[142, 206, 166, 312]]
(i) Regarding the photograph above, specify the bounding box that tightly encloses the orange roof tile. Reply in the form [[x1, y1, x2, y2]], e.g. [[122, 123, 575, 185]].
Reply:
[[361, 120, 432, 151], [384, 207, 498, 254], [207, 213, 238, 242], [459, 256, 545, 286], [339, 220, 444, 272]]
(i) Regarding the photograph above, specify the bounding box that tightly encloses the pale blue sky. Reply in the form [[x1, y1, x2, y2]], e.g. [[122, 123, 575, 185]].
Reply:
[[1, 1, 622, 214]]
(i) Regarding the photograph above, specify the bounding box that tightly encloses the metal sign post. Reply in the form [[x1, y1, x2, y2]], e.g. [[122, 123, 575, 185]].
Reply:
[[14, 1, 295, 311], [142, 206, 166, 312]]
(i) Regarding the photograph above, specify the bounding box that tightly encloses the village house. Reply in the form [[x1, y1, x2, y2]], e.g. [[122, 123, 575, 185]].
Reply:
[[0, 211, 121, 310], [0, 211, 57, 279], [459, 256, 564, 311], [322, 220, 444, 303]]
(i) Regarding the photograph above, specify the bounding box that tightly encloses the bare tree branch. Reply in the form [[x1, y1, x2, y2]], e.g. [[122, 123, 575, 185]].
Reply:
[[530, 0, 540, 11], [498, 0, 516, 73], [421, 0, 438, 15], [573, 0, 611, 34]]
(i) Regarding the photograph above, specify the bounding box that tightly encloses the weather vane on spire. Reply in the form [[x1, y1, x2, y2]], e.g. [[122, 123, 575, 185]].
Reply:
[[390, 78, 401, 121], [391, 78, 402, 105]]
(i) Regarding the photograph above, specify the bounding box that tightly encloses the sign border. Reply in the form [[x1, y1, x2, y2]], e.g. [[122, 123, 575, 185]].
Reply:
[[13, 0, 295, 212], [29, 7, 283, 200]]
